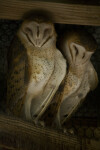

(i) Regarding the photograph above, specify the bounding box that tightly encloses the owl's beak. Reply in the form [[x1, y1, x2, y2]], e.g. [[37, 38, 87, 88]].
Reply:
[[35, 39, 41, 47]]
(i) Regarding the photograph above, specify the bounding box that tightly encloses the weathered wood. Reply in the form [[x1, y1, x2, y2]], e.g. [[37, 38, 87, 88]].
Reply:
[[0, 114, 81, 150], [0, 0, 100, 26], [0, 114, 100, 150], [16, 0, 100, 5]]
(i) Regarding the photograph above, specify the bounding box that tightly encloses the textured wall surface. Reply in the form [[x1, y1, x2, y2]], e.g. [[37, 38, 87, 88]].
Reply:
[[0, 20, 100, 118]]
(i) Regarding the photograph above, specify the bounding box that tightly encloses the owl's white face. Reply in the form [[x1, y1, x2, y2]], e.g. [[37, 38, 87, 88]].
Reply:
[[18, 20, 56, 48], [64, 42, 93, 67]]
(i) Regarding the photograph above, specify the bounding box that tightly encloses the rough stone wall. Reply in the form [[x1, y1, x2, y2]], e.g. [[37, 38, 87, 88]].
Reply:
[[0, 20, 100, 118]]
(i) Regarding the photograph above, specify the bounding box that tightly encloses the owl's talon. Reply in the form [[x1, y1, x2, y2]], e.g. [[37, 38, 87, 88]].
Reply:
[[32, 118, 38, 126], [38, 121, 45, 127], [67, 128, 75, 135], [32, 117, 45, 127], [61, 127, 75, 135], [63, 128, 67, 133]]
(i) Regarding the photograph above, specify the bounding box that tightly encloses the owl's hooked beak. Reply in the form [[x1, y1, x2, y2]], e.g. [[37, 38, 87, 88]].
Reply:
[[35, 39, 41, 47]]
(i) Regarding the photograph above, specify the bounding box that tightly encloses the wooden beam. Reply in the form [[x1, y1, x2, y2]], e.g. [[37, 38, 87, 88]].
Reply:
[[0, 114, 81, 150], [0, 114, 100, 150], [0, 0, 100, 26]]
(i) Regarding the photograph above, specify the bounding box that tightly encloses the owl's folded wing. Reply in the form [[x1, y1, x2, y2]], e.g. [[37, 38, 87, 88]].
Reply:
[[7, 36, 29, 117], [88, 62, 98, 91], [59, 72, 90, 125]]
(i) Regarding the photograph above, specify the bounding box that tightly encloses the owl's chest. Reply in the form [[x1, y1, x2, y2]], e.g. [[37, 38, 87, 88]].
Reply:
[[29, 55, 54, 82]]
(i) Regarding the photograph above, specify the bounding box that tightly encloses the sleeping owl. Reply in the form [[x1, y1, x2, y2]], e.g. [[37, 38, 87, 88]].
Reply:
[[7, 16, 66, 122], [53, 29, 98, 127]]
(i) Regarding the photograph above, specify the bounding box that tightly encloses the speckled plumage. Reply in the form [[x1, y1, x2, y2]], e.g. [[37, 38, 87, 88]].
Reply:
[[7, 17, 66, 122], [55, 29, 98, 127]]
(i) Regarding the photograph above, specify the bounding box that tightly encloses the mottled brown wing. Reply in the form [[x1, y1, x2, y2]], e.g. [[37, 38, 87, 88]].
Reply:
[[60, 73, 90, 125], [7, 36, 30, 117]]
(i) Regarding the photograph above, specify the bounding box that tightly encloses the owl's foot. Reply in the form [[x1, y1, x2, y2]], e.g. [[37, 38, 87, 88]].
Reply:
[[38, 120, 45, 127], [63, 127, 75, 135], [32, 118, 45, 127]]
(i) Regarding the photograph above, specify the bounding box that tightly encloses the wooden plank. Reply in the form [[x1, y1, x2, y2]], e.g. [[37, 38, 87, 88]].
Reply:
[[0, 0, 100, 26], [30, 0, 100, 5], [0, 114, 100, 150], [0, 114, 81, 150]]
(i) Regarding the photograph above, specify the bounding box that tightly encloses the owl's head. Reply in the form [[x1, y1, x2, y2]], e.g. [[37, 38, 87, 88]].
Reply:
[[18, 17, 57, 49], [61, 29, 97, 67]]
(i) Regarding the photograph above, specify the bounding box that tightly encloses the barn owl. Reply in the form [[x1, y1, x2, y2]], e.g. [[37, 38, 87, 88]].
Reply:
[[54, 29, 98, 127], [7, 16, 66, 122]]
